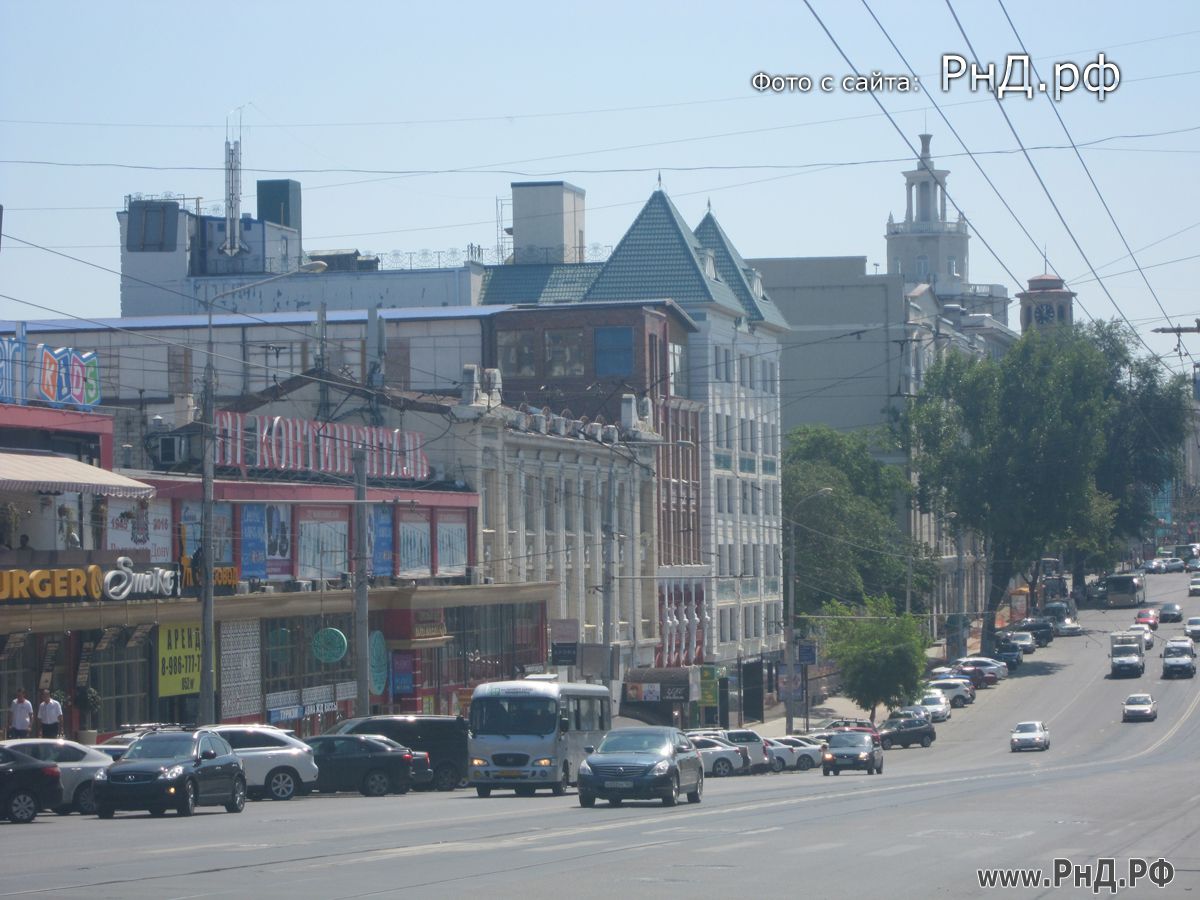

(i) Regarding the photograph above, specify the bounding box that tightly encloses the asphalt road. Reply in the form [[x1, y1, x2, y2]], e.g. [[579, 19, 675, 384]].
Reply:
[[4, 576, 1200, 899]]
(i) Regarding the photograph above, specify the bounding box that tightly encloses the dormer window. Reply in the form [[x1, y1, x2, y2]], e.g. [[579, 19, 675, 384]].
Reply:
[[703, 249, 717, 280], [750, 270, 763, 299]]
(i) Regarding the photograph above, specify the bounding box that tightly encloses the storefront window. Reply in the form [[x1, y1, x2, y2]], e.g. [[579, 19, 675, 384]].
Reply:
[[262, 614, 355, 697], [91, 639, 150, 732], [0, 638, 36, 734]]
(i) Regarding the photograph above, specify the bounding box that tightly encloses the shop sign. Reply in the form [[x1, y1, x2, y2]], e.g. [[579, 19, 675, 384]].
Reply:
[[0, 335, 101, 410], [76, 641, 95, 688], [369, 631, 388, 696], [795, 640, 818, 666], [661, 684, 688, 702], [699, 665, 718, 706], [0, 557, 182, 604], [158, 623, 201, 697], [312, 627, 348, 663], [391, 651, 414, 698], [213, 411, 430, 481], [413, 608, 445, 640], [267, 705, 303, 724], [551, 643, 578, 666]]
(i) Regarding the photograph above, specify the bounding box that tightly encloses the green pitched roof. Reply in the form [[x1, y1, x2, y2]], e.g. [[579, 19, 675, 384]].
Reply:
[[581, 191, 744, 317], [694, 211, 791, 330], [480, 263, 603, 305]]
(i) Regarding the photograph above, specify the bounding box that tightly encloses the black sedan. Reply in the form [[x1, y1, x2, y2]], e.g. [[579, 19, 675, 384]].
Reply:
[[305, 735, 413, 796], [877, 717, 936, 750], [576, 727, 703, 808], [1160, 603, 1184, 623], [821, 731, 884, 775], [93, 729, 246, 818], [0, 746, 62, 823]]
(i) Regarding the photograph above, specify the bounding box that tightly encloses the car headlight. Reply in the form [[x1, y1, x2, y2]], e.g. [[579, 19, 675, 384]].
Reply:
[[652, 760, 671, 775], [159, 765, 185, 781], [94, 767, 108, 781], [470, 758, 488, 767], [858, 752, 869, 760], [822, 753, 833, 761], [577, 760, 592, 776]]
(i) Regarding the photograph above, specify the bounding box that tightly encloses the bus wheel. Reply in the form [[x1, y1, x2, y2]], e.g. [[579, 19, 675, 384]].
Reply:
[[475, 786, 492, 798], [551, 765, 568, 796]]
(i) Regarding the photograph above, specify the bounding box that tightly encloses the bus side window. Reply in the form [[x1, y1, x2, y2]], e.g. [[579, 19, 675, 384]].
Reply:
[[571, 698, 582, 731], [598, 699, 610, 731]]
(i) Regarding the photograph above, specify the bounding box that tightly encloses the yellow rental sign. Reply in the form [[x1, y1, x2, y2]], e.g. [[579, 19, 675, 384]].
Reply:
[[158, 623, 201, 697]]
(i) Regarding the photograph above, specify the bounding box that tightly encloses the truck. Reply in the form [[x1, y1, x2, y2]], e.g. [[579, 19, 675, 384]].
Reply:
[[1110, 631, 1145, 677], [1161, 638, 1197, 678]]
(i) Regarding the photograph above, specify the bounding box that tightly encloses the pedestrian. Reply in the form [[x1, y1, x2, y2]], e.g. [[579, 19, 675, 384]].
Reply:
[[37, 689, 62, 739], [8, 687, 33, 739]]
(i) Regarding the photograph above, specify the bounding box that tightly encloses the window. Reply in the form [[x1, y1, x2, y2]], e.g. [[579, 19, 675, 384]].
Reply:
[[740, 419, 750, 453], [741, 482, 750, 515], [595, 327, 634, 377], [947, 256, 958, 277], [497, 330, 536, 377], [724, 349, 733, 382], [544, 329, 585, 377], [726, 479, 736, 514], [716, 478, 725, 514], [742, 544, 753, 576], [669, 343, 684, 394], [714, 347, 724, 381], [749, 422, 757, 454], [719, 609, 730, 642], [916, 256, 929, 279], [739, 355, 749, 387]]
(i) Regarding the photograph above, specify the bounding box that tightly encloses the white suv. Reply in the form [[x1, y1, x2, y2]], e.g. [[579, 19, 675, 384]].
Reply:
[[924, 679, 974, 708], [211, 725, 320, 800]]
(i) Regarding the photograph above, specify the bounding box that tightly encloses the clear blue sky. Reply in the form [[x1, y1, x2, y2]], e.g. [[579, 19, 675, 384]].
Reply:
[[2, 1, 1198, 368]]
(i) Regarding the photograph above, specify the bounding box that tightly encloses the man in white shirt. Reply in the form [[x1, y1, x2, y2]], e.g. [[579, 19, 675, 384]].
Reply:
[[8, 687, 33, 738], [37, 688, 63, 739]]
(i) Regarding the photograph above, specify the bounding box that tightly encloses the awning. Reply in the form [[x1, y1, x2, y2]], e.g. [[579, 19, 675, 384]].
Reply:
[[0, 452, 154, 499]]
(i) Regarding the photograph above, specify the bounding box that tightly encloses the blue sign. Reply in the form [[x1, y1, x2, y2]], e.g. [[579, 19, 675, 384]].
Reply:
[[240, 504, 267, 580], [795, 640, 818, 666], [372, 505, 394, 576]]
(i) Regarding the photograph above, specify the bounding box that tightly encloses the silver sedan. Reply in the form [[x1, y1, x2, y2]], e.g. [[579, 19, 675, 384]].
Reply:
[[0, 738, 112, 814]]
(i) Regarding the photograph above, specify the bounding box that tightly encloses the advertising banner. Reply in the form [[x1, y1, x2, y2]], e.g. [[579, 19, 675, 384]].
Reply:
[[372, 505, 394, 576], [296, 506, 348, 582], [158, 623, 201, 697], [436, 512, 468, 576], [391, 651, 414, 698], [265, 503, 292, 577], [180, 501, 234, 565], [240, 504, 267, 580], [398, 512, 431, 579], [106, 498, 172, 563]]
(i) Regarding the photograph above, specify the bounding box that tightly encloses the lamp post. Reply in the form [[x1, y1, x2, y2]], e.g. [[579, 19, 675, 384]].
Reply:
[[199, 261, 327, 725], [785, 486, 832, 736]]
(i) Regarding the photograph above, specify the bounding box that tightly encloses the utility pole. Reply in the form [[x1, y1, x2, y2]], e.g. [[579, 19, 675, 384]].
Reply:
[[784, 526, 797, 736], [198, 312, 216, 725], [354, 448, 370, 716], [602, 460, 616, 686]]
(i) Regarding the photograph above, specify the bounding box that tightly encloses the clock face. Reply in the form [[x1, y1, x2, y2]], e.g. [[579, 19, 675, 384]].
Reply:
[[1034, 303, 1056, 325]]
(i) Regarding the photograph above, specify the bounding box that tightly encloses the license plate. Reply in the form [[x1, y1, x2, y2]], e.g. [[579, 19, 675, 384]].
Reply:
[[497, 770, 522, 778], [605, 780, 633, 789]]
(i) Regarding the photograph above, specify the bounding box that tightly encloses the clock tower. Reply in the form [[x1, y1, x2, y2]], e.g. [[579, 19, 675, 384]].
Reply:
[[1017, 272, 1075, 333]]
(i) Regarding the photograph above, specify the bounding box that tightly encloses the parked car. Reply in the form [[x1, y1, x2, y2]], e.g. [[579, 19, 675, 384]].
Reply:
[[821, 731, 883, 776], [304, 735, 414, 796], [877, 718, 936, 750], [952, 657, 1010, 680], [1160, 602, 1185, 622], [577, 727, 703, 807], [324, 715, 468, 791], [1185, 617, 1200, 641], [713, 728, 773, 773], [0, 746, 61, 823], [687, 735, 749, 777], [1012, 618, 1054, 647], [991, 642, 1024, 669], [1135, 609, 1160, 631], [925, 679, 974, 708], [1165, 557, 1187, 573], [1053, 618, 1084, 637], [771, 736, 822, 770], [888, 706, 933, 721], [93, 728, 245, 818], [0, 738, 111, 815], [764, 738, 800, 773], [1122, 694, 1158, 722], [1010, 721, 1049, 752], [210, 724, 319, 801], [1004, 631, 1037, 654], [919, 693, 952, 722]]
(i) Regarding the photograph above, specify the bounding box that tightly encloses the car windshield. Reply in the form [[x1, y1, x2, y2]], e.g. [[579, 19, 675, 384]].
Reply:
[[1165, 646, 1190, 657], [1189, 619, 1200, 626], [469, 697, 559, 735], [1014, 723, 1040, 734], [881, 720, 904, 729], [1126, 695, 1152, 705], [828, 733, 870, 748], [122, 734, 196, 760], [597, 732, 670, 754], [921, 696, 943, 706]]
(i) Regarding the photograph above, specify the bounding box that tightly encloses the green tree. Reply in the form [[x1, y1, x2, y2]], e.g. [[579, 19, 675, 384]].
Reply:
[[819, 596, 927, 721], [783, 426, 934, 617], [907, 328, 1116, 651]]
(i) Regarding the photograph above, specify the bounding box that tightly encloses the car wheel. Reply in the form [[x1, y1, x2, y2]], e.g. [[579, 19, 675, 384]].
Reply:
[[148, 806, 166, 817], [579, 791, 596, 808], [515, 786, 537, 798], [833, 769, 841, 775], [74, 781, 98, 815], [875, 759, 883, 774], [713, 758, 734, 777], [433, 763, 459, 793], [880, 738, 893, 750], [7, 789, 38, 824], [951, 696, 965, 708], [608, 797, 623, 807], [97, 804, 115, 819], [177, 780, 196, 817], [822, 767, 830, 776], [797, 756, 814, 771], [771, 756, 784, 773], [266, 768, 298, 801], [920, 736, 932, 748], [475, 786, 492, 798], [393, 780, 410, 795], [361, 770, 391, 797], [866, 762, 875, 775], [225, 776, 246, 813], [687, 773, 703, 804], [551, 766, 568, 797]]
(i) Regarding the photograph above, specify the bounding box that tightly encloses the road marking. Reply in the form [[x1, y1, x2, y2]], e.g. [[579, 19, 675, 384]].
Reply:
[[707, 841, 761, 853], [790, 842, 845, 853], [525, 840, 610, 853], [868, 844, 918, 857], [741, 826, 783, 835]]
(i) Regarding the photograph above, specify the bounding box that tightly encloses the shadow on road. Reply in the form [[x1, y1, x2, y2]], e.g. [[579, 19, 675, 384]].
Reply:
[[1009, 659, 1068, 677]]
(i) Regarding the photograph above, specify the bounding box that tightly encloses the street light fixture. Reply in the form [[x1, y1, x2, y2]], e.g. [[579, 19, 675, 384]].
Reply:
[[199, 260, 328, 725], [785, 486, 833, 736]]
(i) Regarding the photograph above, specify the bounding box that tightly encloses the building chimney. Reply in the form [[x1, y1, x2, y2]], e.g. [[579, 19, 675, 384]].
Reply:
[[510, 181, 586, 264]]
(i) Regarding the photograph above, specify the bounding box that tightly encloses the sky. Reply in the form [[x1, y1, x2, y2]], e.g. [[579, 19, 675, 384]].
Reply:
[[2, 1, 1198, 372]]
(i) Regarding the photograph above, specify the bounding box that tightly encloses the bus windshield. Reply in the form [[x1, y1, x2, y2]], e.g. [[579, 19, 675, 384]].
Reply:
[[470, 697, 560, 736]]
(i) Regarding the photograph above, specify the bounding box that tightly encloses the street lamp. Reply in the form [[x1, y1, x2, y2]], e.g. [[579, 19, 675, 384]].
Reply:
[[199, 260, 327, 725], [784, 486, 833, 736]]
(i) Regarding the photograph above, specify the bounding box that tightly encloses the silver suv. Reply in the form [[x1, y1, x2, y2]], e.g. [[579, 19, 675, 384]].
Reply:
[[211, 725, 320, 800]]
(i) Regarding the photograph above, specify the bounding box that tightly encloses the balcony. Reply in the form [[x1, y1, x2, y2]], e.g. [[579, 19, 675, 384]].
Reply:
[[886, 218, 969, 236]]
